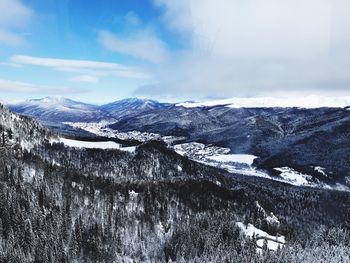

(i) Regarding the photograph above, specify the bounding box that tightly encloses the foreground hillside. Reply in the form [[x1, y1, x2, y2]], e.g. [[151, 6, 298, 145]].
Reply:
[[1, 103, 350, 262]]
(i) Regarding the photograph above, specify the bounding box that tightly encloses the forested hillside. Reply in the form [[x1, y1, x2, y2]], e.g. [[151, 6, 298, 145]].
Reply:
[[0, 104, 350, 262]]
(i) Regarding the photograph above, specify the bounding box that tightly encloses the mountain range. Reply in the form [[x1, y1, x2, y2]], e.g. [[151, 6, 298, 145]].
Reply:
[[7, 96, 350, 188], [7, 97, 171, 124]]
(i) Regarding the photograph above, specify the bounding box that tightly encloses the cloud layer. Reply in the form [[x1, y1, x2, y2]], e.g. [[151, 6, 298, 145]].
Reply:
[[0, 79, 86, 94], [98, 29, 169, 64], [10, 55, 151, 82], [135, 0, 350, 99], [0, 0, 34, 46]]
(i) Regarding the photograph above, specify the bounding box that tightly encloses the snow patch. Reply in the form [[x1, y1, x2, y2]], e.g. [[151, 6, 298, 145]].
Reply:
[[256, 201, 280, 226], [236, 222, 285, 252], [22, 166, 43, 183], [120, 146, 137, 153], [274, 167, 315, 186], [129, 190, 138, 199], [61, 138, 121, 149], [207, 154, 257, 165], [314, 166, 327, 176]]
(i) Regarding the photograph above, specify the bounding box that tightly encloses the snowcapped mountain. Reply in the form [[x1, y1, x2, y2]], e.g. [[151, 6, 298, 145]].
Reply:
[[7, 97, 172, 124], [7, 96, 108, 123], [99, 98, 172, 120], [176, 95, 350, 108]]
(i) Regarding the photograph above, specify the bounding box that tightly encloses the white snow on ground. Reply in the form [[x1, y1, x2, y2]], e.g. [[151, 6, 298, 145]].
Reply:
[[173, 142, 349, 191], [120, 146, 137, 153], [314, 166, 327, 176], [266, 213, 280, 226], [328, 183, 350, 192], [129, 190, 138, 198], [256, 201, 280, 226], [61, 138, 121, 149], [176, 95, 350, 109], [236, 222, 285, 252], [207, 154, 257, 165], [60, 138, 137, 152], [274, 167, 315, 187]]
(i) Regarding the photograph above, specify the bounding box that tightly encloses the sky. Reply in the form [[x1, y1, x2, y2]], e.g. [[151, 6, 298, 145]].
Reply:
[[1, 0, 350, 104]]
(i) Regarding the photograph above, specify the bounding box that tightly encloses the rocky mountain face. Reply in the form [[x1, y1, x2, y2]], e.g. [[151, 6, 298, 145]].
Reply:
[[1, 103, 350, 262]]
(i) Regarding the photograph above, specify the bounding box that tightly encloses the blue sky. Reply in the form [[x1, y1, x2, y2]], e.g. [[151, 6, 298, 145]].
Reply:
[[1, 0, 350, 103], [0, 0, 182, 103]]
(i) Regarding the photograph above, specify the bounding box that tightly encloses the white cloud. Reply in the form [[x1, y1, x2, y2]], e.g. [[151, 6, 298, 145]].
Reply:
[[11, 55, 127, 70], [125, 11, 141, 26], [138, 0, 350, 99], [0, 29, 25, 46], [10, 55, 151, 80], [0, 0, 33, 27], [0, 79, 86, 94], [0, 0, 34, 46], [98, 29, 169, 64], [70, 75, 99, 83], [156, 0, 332, 58]]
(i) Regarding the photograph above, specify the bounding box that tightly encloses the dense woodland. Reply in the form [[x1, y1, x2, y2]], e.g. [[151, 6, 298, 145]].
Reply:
[[0, 104, 350, 262]]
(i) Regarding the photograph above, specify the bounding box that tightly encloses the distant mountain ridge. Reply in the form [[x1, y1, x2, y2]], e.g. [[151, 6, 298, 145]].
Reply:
[[7, 96, 172, 123], [99, 98, 172, 120], [7, 95, 350, 125]]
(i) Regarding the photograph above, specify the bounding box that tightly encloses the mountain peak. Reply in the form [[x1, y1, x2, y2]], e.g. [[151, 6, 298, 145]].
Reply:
[[99, 97, 171, 120], [109, 97, 159, 104], [26, 96, 78, 105]]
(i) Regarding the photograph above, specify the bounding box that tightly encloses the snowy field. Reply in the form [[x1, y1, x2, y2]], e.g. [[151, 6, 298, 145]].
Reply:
[[60, 138, 136, 152], [207, 154, 257, 165], [274, 167, 315, 187], [61, 138, 121, 149]]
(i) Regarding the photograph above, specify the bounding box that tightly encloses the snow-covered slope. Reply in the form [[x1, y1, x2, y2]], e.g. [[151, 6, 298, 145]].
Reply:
[[236, 222, 285, 253], [0, 103, 55, 150], [99, 98, 171, 120], [59, 138, 136, 152], [7, 96, 108, 123], [7, 97, 172, 123]]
